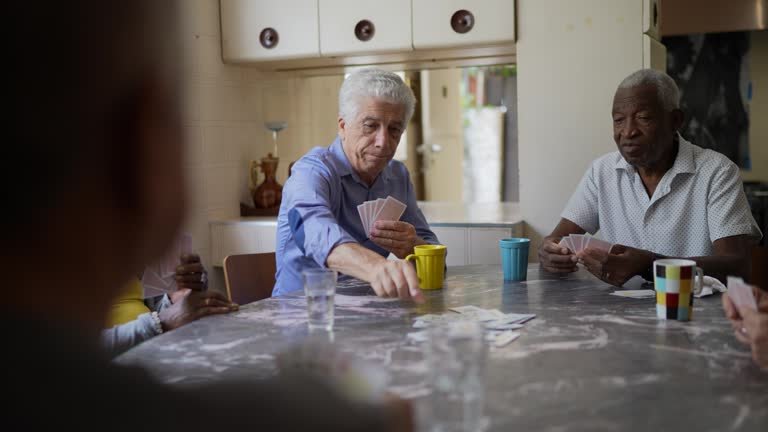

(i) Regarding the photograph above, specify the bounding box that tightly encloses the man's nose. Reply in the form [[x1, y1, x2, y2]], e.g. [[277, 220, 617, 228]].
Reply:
[[621, 118, 640, 138], [374, 127, 387, 147]]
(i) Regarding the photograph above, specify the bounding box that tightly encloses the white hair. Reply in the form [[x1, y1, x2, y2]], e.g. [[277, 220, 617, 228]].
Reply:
[[339, 69, 416, 124], [618, 69, 680, 112]]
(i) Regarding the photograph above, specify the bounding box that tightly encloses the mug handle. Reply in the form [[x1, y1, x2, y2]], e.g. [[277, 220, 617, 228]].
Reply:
[[693, 266, 704, 296], [405, 254, 421, 284]]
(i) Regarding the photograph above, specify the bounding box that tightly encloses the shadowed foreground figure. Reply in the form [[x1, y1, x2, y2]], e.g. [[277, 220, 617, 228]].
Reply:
[[5, 2, 412, 430]]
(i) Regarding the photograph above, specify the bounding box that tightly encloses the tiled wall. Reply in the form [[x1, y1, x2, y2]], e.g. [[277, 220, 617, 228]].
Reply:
[[178, 1, 342, 289]]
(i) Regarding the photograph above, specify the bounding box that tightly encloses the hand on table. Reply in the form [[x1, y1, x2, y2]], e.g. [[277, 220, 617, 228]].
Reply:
[[369, 259, 424, 304], [159, 289, 239, 331], [577, 244, 654, 287]]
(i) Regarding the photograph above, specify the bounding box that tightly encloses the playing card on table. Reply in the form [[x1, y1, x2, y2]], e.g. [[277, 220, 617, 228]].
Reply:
[[484, 321, 524, 331], [487, 330, 521, 348], [610, 289, 656, 299], [496, 312, 536, 325], [449, 306, 506, 322], [727, 276, 758, 311], [412, 314, 452, 328], [406, 330, 429, 343]]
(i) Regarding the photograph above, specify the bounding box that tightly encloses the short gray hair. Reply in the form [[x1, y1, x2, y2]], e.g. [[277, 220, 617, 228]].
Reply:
[[618, 69, 680, 112], [339, 69, 416, 124]]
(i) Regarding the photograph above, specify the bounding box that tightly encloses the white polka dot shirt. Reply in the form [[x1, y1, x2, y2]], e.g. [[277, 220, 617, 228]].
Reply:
[[562, 135, 762, 257]]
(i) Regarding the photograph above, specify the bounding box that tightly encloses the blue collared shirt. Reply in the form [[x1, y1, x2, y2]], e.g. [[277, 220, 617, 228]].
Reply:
[[273, 137, 438, 295]]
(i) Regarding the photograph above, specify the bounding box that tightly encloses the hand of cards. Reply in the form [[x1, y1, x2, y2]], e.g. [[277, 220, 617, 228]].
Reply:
[[559, 234, 613, 255], [357, 196, 407, 238], [727, 276, 758, 312], [142, 232, 192, 297]]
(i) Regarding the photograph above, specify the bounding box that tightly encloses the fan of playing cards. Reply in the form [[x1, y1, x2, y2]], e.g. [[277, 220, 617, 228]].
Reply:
[[559, 234, 613, 255], [141, 232, 192, 297], [357, 196, 407, 238]]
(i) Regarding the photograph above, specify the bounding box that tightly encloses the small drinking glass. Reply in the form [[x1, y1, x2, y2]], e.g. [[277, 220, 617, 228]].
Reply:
[[426, 319, 488, 432], [302, 268, 337, 331]]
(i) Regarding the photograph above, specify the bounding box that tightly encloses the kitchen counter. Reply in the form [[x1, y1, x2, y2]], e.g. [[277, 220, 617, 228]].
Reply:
[[210, 201, 521, 227], [209, 201, 523, 266]]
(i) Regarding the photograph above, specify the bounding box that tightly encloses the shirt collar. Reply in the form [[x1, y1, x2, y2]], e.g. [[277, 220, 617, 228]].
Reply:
[[328, 136, 392, 185], [614, 133, 696, 175]]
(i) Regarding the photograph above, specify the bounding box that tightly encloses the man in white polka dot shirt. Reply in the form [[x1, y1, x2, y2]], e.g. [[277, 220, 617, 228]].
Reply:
[[539, 69, 762, 287]]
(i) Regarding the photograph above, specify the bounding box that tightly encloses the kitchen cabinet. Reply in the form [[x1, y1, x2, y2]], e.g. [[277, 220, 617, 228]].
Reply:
[[412, 0, 515, 49], [430, 227, 468, 267], [220, 0, 320, 62], [211, 202, 522, 267], [319, 0, 412, 56], [428, 225, 520, 267], [211, 221, 520, 267]]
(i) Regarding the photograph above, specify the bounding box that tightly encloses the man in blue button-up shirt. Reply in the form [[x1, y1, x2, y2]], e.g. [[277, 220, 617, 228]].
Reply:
[[274, 69, 439, 301]]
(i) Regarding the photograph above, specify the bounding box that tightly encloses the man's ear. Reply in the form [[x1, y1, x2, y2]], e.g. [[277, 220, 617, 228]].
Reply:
[[338, 116, 346, 141], [670, 108, 684, 132]]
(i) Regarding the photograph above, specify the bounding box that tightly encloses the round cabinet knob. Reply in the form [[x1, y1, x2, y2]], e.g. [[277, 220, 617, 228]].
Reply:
[[259, 27, 279, 49], [354, 19, 375, 42], [450, 9, 475, 34]]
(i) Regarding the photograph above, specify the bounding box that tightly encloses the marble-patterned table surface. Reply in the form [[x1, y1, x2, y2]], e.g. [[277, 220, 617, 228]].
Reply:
[[115, 265, 768, 431]]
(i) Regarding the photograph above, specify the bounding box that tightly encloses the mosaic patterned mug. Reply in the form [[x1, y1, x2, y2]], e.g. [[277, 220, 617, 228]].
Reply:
[[653, 259, 703, 321]]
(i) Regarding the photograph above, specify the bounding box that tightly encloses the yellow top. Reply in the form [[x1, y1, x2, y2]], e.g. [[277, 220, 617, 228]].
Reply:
[[105, 278, 150, 328]]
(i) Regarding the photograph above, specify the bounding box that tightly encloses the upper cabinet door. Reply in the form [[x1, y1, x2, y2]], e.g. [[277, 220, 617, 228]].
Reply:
[[221, 0, 320, 62], [412, 0, 515, 49], [643, 0, 661, 40], [319, 0, 412, 56]]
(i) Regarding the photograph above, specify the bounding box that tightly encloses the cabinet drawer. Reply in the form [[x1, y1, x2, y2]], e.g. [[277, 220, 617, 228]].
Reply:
[[430, 226, 467, 266], [319, 0, 412, 56], [468, 227, 513, 265], [412, 0, 515, 49], [221, 0, 320, 62]]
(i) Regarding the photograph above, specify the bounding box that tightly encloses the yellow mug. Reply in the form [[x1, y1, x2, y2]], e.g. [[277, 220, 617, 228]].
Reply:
[[405, 245, 447, 290]]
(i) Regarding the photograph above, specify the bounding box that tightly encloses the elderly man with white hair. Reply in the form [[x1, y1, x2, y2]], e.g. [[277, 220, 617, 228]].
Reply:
[[539, 69, 761, 287], [274, 69, 439, 301]]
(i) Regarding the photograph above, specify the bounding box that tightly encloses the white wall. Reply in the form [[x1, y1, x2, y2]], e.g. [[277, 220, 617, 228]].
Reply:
[[516, 0, 650, 259]]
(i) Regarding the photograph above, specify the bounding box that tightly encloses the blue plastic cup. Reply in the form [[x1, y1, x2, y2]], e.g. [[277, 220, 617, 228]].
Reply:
[[500, 238, 530, 281]]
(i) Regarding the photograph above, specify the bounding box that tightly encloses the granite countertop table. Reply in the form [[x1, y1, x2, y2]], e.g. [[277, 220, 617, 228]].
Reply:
[[115, 265, 768, 431]]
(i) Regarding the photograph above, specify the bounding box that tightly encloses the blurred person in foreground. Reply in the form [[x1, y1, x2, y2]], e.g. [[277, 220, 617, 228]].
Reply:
[[5, 2, 413, 430]]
